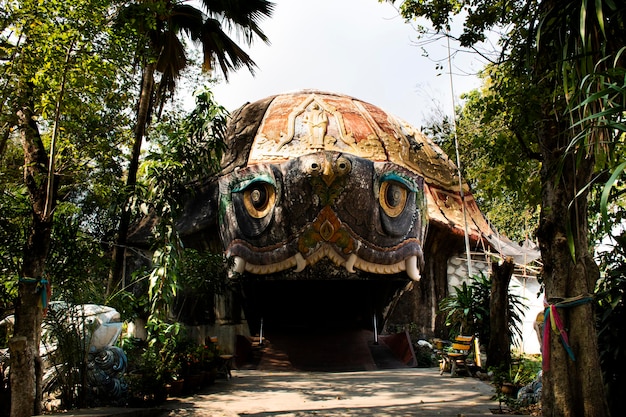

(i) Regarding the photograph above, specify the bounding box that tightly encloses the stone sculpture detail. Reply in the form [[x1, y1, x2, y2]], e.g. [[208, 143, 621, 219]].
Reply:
[[219, 93, 428, 280]]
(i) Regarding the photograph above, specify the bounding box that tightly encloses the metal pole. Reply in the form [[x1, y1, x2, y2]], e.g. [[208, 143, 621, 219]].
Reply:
[[259, 317, 264, 345], [373, 311, 378, 345], [446, 33, 473, 277]]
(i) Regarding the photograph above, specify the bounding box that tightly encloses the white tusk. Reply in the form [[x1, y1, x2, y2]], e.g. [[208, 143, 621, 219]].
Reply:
[[345, 253, 358, 273], [294, 252, 307, 272], [232, 256, 246, 274], [405, 256, 421, 281]]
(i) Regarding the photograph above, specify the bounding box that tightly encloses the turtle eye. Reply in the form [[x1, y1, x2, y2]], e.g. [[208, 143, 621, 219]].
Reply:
[[335, 156, 351, 176], [377, 172, 417, 237], [307, 160, 323, 175], [232, 175, 278, 237], [243, 182, 275, 219], [380, 180, 408, 218]]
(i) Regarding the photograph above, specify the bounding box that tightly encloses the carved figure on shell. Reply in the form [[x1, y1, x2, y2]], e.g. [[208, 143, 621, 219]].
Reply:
[[303, 103, 329, 148]]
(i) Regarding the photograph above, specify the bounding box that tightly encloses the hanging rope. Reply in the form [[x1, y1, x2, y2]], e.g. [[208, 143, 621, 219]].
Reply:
[[446, 32, 473, 277], [542, 294, 594, 371]]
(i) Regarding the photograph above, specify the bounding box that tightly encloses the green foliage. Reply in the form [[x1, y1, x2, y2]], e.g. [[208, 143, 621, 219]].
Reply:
[[397, 0, 625, 239], [116, 0, 274, 107], [108, 0, 274, 298], [439, 273, 494, 340], [439, 272, 527, 347], [458, 87, 541, 241], [147, 225, 183, 322], [123, 337, 169, 406], [574, 62, 626, 231], [138, 87, 229, 326], [107, 281, 149, 323], [393, 0, 535, 49], [1, 0, 135, 140], [514, 356, 541, 386], [47, 204, 111, 305], [41, 304, 96, 409], [0, 183, 29, 322], [490, 355, 542, 411], [123, 321, 190, 405], [1, 0, 246, 413], [178, 248, 230, 295], [142, 87, 228, 207], [413, 341, 438, 368], [122, 320, 222, 405], [0, 0, 137, 293], [394, 5, 623, 413], [439, 279, 486, 338], [595, 225, 626, 417], [126, 86, 233, 395], [420, 85, 541, 242]]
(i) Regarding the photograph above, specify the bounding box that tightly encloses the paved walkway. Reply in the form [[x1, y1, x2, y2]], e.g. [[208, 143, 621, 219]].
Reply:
[[156, 368, 501, 417]]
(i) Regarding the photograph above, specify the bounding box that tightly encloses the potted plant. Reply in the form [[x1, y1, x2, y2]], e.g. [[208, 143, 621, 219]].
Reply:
[[489, 356, 542, 413], [125, 341, 169, 406], [200, 340, 222, 384]]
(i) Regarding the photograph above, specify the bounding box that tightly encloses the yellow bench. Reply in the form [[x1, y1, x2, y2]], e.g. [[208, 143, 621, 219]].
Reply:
[[439, 335, 475, 377]]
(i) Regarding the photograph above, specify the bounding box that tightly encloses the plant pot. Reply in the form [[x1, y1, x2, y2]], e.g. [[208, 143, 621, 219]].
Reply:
[[500, 382, 520, 397]]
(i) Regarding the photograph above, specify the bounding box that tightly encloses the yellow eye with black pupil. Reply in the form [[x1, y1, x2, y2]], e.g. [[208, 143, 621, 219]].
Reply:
[[243, 183, 275, 218], [380, 181, 408, 218]]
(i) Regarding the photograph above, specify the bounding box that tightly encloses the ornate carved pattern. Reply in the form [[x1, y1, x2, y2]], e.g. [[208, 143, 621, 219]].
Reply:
[[248, 94, 393, 163], [298, 206, 356, 256]]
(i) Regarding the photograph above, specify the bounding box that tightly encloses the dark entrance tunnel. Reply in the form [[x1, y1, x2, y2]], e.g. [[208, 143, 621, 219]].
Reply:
[[238, 279, 410, 371], [241, 279, 408, 334]]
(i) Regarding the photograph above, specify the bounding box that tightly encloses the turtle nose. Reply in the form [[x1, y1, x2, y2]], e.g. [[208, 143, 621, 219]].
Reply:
[[321, 155, 336, 186]]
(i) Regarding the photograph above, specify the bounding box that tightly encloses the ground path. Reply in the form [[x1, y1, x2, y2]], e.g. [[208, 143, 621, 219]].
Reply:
[[157, 368, 500, 417]]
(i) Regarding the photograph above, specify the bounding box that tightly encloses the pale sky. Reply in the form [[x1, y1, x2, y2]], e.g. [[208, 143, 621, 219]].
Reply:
[[209, 0, 488, 128]]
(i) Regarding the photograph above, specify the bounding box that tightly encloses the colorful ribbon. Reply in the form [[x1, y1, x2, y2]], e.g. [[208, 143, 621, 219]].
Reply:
[[19, 276, 51, 314], [542, 294, 594, 371]]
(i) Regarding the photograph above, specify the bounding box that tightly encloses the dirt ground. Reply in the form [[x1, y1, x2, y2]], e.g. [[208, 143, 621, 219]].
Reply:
[[156, 368, 501, 417]]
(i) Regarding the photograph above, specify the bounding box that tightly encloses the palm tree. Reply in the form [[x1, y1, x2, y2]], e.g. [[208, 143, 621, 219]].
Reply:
[[108, 0, 274, 295]]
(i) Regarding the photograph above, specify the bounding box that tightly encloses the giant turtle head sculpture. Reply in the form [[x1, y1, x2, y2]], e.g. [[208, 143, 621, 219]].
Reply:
[[209, 91, 492, 282]]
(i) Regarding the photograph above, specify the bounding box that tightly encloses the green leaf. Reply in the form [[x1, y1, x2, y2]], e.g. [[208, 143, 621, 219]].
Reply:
[[601, 161, 626, 230], [594, 0, 606, 37], [580, 0, 588, 46]]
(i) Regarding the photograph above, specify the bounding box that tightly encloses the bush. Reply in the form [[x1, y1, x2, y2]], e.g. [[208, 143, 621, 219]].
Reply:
[[595, 229, 626, 417], [439, 272, 526, 348], [414, 340, 438, 368]]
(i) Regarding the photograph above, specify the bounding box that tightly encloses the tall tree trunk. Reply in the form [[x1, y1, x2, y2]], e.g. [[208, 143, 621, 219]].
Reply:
[[533, 1, 609, 413], [487, 257, 514, 369], [10, 82, 57, 417], [107, 62, 155, 296], [537, 121, 608, 417]]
